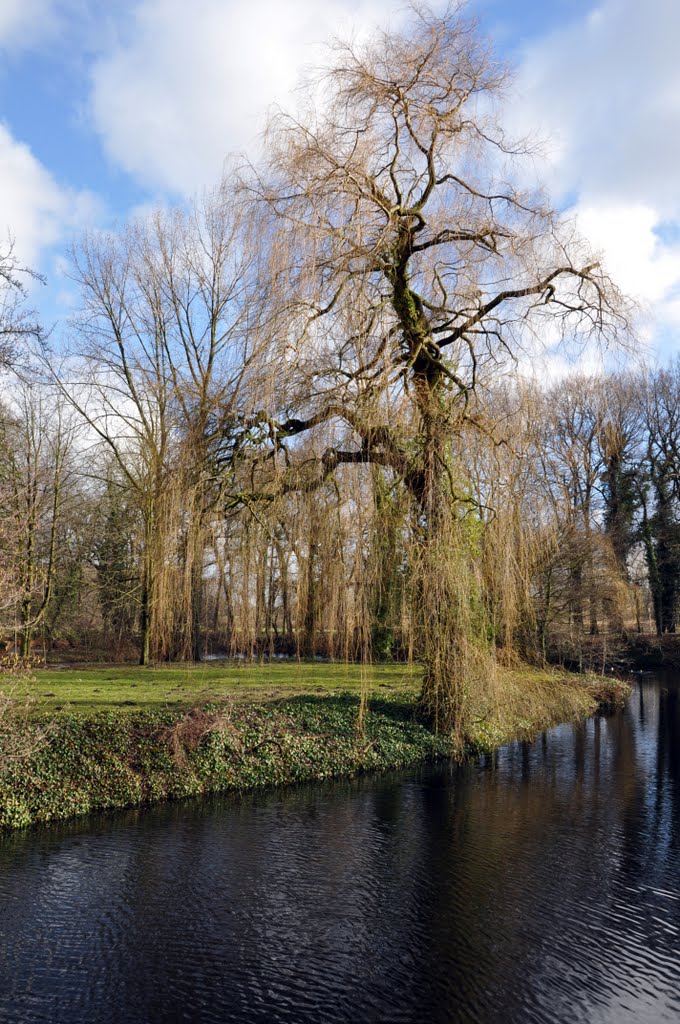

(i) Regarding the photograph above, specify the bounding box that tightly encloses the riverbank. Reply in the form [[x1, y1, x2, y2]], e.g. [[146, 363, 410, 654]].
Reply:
[[0, 665, 630, 829]]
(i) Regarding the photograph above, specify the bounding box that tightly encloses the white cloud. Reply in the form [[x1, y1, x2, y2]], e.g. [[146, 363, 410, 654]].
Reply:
[[89, 0, 680, 342], [574, 204, 680, 317], [516, 0, 680, 213], [88, 0, 404, 196], [0, 0, 75, 52], [0, 121, 99, 275], [0, 0, 53, 47], [513, 0, 680, 338]]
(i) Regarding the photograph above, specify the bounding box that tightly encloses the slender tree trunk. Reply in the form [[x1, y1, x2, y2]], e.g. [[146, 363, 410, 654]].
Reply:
[[139, 577, 150, 666], [302, 541, 318, 658], [139, 504, 155, 665], [190, 551, 203, 662]]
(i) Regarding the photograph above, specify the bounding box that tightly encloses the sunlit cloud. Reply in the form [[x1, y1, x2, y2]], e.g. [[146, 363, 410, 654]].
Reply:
[[88, 0, 407, 195], [511, 0, 680, 345], [0, 123, 98, 272]]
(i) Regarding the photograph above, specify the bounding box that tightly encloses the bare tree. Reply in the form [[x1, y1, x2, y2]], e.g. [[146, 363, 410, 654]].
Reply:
[[0, 238, 45, 367], [641, 363, 680, 634], [48, 190, 264, 663], [234, 4, 629, 737], [0, 385, 72, 656]]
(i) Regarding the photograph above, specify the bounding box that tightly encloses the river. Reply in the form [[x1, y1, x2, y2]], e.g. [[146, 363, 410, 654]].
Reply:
[[1, 673, 679, 1023]]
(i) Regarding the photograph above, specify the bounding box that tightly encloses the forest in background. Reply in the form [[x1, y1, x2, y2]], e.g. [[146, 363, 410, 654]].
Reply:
[[2, 361, 677, 662], [0, 6, 673, 740]]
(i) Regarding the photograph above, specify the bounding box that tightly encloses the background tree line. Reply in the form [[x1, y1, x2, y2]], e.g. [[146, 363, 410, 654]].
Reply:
[[2, 355, 678, 662]]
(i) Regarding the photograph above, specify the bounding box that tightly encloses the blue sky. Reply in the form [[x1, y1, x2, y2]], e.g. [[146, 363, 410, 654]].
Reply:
[[1, 0, 678, 362]]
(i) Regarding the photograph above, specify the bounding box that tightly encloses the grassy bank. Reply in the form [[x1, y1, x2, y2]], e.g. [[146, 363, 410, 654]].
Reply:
[[0, 663, 630, 830], [467, 666, 630, 751]]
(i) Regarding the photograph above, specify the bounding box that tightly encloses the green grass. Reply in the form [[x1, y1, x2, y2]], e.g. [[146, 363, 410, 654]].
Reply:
[[16, 661, 422, 713]]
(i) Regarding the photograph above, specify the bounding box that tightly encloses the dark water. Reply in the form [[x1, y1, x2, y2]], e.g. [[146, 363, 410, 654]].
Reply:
[[1, 676, 680, 1023]]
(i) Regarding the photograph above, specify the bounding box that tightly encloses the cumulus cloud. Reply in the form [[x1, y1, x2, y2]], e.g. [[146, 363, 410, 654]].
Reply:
[[575, 204, 680, 318], [514, 0, 680, 328], [0, 0, 54, 48], [0, 122, 98, 275], [0, 0, 83, 52], [88, 0, 404, 196], [88, 0, 680, 334], [516, 0, 680, 213]]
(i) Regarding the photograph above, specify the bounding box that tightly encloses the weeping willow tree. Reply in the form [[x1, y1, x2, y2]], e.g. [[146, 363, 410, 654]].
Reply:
[[232, 2, 628, 742]]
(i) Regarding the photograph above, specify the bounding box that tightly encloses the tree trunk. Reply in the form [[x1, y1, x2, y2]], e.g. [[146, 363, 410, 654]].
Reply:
[[139, 505, 155, 665], [190, 552, 203, 662]]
